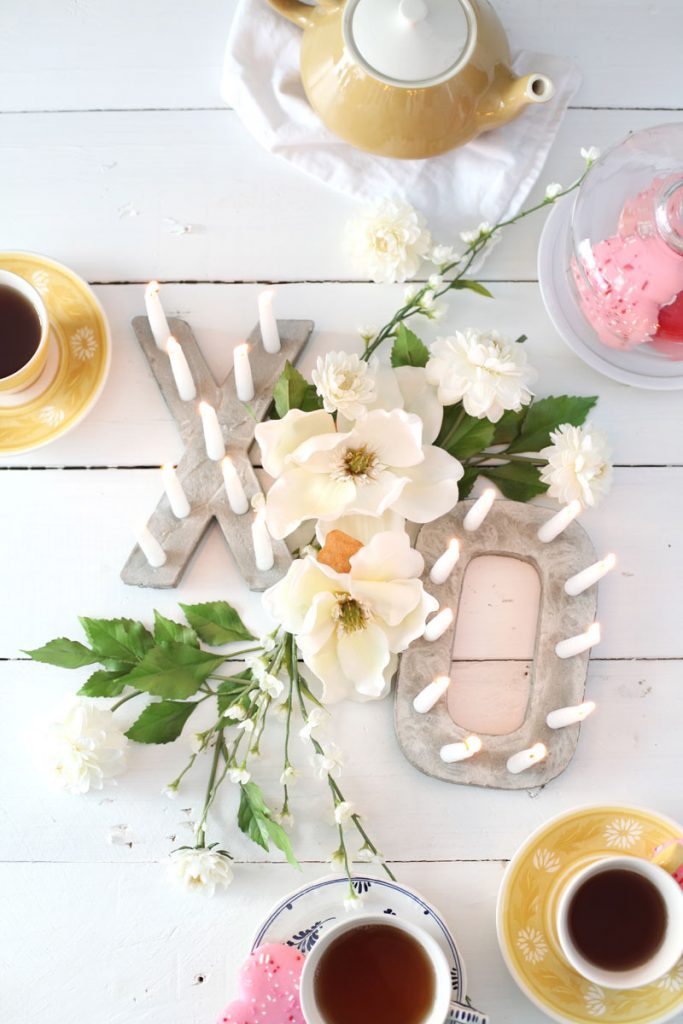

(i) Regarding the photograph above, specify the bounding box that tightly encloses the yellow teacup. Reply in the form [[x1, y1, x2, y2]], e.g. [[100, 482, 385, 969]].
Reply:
[[0, 269, 50, 394]]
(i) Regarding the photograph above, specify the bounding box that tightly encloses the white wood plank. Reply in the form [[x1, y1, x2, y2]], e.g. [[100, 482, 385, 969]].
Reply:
[[1, 659, 681, 868], [1, 0, 681, 112], [1, 860, 578, 1024], [1, 109, 682, 284], [0, 466, 679, 658], [2, 281, 683, 468]]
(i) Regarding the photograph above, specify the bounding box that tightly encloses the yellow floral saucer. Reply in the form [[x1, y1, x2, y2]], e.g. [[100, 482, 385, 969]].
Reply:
[[497, 805, 683, 1024], [0, 252, 110, 457]]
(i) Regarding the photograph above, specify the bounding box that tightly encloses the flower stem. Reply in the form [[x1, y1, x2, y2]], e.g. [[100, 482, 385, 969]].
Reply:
[[111, 690, 142, 712], [195, 730, 224, 849]]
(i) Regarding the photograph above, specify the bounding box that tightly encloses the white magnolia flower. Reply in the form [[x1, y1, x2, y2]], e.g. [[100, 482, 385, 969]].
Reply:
[[316, 508, 405, 547], [430, 243, 459, 267], [312, 352, 377, 420], [581, 146, 601, 164], [256, 408, 462, 539], [426, 329, 536, 422], [344, 892, 364, 913], [168, 847, 233, 897], [539, 423, 612, 507], [460, 221, 492, 244], [45, 699, 127, 794], [313, 744, 343, 778], [264, 531, 438, 703], [604, 817, 643, 850], [259, 673, 284, 699], [347, 198, 432, 283], [228, 767, 251, 784], [334, 363, 443, 444], [516, 927, 548, 965], [334, 801, 355, 826], [299, 707, 327, 741], [223, 704, 246, 721], [545, 182, 563, 200]]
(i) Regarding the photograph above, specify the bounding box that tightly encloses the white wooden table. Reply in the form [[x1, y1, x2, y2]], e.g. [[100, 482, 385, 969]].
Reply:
[[1, 3, 682, 1022]]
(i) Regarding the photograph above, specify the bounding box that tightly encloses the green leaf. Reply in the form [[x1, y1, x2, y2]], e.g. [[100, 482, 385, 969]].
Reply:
[[273, 361, 322, 418], [118, 643, 225, 699], [458, 466, 480, 499], [237, 782, 300, 869], [390, 324, 429, 368], [125, 700, 198, 744], [297, 677, 324, 710], [506, 395, 598, 454], [439, 410, 495, 460], [450, 279, 494, 298], [78, 617, 154, 665], [492, 408, 526, 446], [217, 673, 253, 716], [24, 637, 99, 669], [180, 601, 255, 646], [153, 610, 199, 648], [77, 669, 127, 697], [479, 461, 548, 502]]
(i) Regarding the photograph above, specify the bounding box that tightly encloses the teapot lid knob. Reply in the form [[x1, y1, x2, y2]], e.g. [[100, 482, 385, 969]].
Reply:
[[399, 0, 428, 24]]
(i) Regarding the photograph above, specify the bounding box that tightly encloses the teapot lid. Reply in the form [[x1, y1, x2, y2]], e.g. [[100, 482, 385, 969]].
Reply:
[[343, 0, 476, 88]]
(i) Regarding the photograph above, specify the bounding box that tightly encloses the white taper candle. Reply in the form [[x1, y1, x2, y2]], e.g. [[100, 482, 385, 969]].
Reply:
[[135, 524, 166, 568], [564, 553, 616, 596], [463, 488, 496, 531], [234, 343, 255, 402], [166, 336, 196, 401], [413, 675, 450, 714], [440, 735, 482, 763], [537, 500, 582, 543], [258, 289, 281, 354], [429, 538, 460, 585], [546, 701, 596, 729], [161, 464, 190, 519], [145, 281, 171, 350], [506, 742, 547, 775], [423, 607, 454, 642], [221, 456, 249, 515], [555, 622, 601, 659], [252, 508, 274, 571], [198, 401, 226, 461]]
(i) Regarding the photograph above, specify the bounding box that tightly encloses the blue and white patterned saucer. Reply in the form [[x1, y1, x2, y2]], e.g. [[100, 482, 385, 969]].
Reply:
[[252, 873, 466, 1001]]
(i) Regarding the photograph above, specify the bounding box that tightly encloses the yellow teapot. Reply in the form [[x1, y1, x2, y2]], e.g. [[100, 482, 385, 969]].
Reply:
[[266, 0, 554, 159]]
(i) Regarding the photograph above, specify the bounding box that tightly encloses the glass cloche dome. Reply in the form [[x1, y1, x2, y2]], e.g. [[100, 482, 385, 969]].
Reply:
[[539, 123, 683, 389]]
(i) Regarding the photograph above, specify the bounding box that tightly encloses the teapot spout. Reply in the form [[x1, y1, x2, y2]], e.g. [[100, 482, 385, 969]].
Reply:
[[504, 73, 555, 114]]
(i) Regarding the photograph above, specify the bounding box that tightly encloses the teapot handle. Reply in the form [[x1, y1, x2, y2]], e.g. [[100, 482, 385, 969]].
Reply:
[[265, 0, 337, 29]]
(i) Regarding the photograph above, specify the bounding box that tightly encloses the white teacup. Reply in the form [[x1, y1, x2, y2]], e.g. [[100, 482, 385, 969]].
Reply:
[[299, 912, 488, 1024], [556, 855, 683, 989]]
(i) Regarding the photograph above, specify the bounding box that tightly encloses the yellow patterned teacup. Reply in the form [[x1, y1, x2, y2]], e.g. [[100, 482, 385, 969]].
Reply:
[[556, 855, 683, 990], [0, 269, 50, 394]]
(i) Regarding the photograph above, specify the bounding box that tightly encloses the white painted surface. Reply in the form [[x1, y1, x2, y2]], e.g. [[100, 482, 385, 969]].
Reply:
[[1, 2, 683, 1022]]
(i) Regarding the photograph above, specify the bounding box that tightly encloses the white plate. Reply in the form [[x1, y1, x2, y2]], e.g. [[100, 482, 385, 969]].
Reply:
[[538, 198, 683, 390]]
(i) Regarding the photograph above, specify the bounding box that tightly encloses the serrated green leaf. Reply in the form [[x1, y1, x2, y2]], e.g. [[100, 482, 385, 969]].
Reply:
[[153, 610, 199, 648], [439, 410, 495, 459], [458, 466, 480, 499], [492, 408, 526, 446], [479, 461, 548, 502], [77, 669, 127, 697], [24, 637, 99, 669], [237, 782, 299, 868], [78, 617, 153, 665], [118, 643, 224, 699], [506, 395, 598, 454], [450, 279, 494, 298], [273, 361, 322, 418], [180, 601, 255, 646], [390, 324, 429, 368], [125, 700, 197, 744], [217, 673, 253, 716]]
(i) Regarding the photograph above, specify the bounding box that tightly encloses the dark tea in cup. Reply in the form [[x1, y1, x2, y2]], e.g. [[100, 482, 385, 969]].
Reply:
[[0, 283, 42, 379]]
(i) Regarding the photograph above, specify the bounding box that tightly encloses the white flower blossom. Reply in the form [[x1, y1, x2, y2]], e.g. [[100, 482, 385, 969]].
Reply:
[[168, 847, 233, 897], [430, 243, 459, 266], [190, 733, 205, 754], [275, 811, 294, 829], [228, 767, 251, 784], [299, 707, 327, 740], [344, 892, 364, 913], [280, 765, 298, 785], [545, 182, 563, 200], [426, 329, 536, 422], [313, 743, 343, 779], [347, 198, 432, 283], [265, 531, 438, 703], [404, 284, 420, 303], [540, 423, 612, 508], [245, 655, 267, 680], [259, 673, 284, 699], [255, 408, 463, 539], [261, 635, 276, 653], [163, 783, 179, 799], [237, 719, 255, 734], [356, 847, 385, 865], [45, 699, 127, 794], [312, 351, 377, 420], [428, 273, 443, 290], [329, 849, 346, 872], [358, 325, 377, 343], [223, 704, 246, 721], [460, 221, 492, 244], [581, 146, 601, 164], [334, 801, 355, 826]]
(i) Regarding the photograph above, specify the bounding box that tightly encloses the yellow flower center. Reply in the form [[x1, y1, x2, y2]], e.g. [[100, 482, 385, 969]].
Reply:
[[333, 594, 369, 634], [340, 444, 378, 480]]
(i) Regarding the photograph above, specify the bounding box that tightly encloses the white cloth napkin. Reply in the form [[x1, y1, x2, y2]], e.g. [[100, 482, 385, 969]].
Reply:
[[223, 0, 581, 239]]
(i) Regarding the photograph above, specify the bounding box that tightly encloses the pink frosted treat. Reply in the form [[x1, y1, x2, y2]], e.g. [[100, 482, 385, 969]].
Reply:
[[216, 943, 305, 1024]]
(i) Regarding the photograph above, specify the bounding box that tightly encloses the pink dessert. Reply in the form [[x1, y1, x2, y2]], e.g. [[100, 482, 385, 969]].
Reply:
[[216, 943, 305, 1024]]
